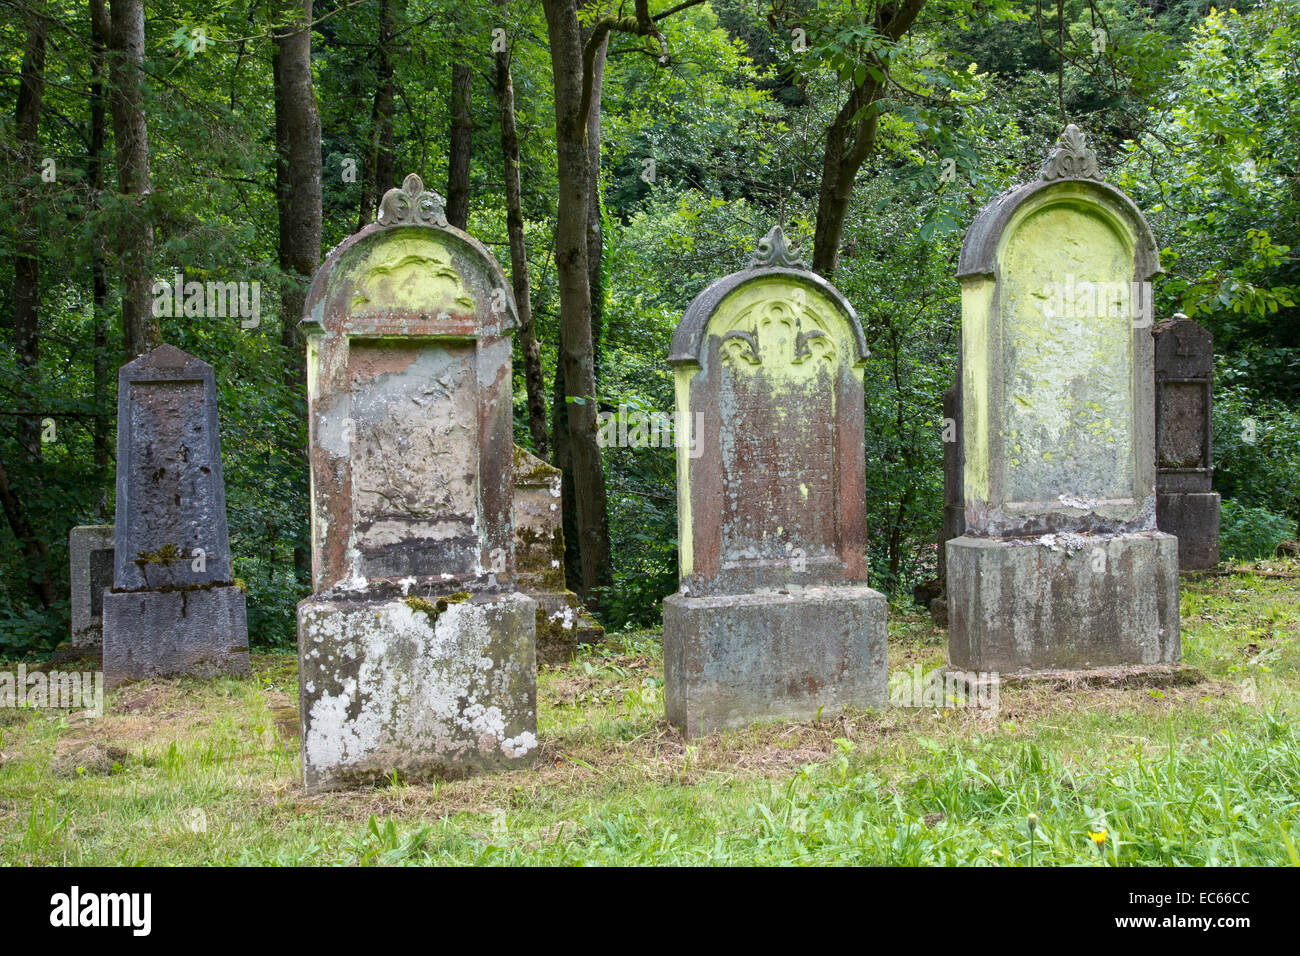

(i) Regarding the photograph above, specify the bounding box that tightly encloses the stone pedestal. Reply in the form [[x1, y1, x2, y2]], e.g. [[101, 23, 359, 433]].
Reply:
[[103, 584, 250, 686], [1157, 492, 1221, 570], [946, 532, 1179, 672], [298, 592, 536, 790], [665, 585, 887, 735], [69, 525, 114, 651]]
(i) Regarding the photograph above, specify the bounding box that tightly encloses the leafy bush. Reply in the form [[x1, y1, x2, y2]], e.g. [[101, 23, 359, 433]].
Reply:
[[1219, 499, 1295, 561]]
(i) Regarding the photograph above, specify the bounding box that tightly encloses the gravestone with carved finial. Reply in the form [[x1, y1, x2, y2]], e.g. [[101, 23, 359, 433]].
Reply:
[[296, 174, 537, 790], [946, 126, 1180, 674], [662, 226, 888, 736]]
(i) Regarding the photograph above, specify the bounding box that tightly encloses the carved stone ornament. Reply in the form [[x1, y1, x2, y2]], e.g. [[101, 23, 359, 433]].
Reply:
[[750, 225, 807, 270], [378, 173, 449, 227], [1039, 124, 1103, 182]]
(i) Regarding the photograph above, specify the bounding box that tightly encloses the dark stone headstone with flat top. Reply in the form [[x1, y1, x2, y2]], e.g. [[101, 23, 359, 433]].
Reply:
[[101, 344, 250, 686], [1154, 314, 1220, 569]]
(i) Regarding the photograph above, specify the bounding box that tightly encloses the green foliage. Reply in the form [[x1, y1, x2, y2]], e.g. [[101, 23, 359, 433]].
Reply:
[[1219, 500, 1294, 562], [1, 0, 1298, 646]]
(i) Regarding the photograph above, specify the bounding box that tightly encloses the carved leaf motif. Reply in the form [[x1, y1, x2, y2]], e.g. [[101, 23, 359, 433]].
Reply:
[[720, 329, 762, 366], [1039, 124, 1103, 182], [750, 225, 807, 269], [378, 173, 449, 227]]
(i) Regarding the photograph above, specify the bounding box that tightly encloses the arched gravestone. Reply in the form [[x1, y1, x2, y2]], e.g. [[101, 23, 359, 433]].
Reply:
[[1154, 314, 1220, 569], [663, 227, 887, 735], [296, 174, 536, 791], [947, 126, 1179, 672], [101, 344, 250, 686]]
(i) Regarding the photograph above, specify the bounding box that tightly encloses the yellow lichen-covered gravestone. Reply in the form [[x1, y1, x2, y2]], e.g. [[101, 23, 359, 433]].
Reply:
[[947, 126, 1179, 673], [663, 227, 887, 736], [296, 174, 536, 791]]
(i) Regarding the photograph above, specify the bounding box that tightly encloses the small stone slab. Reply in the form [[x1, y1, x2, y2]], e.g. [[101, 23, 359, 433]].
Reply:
[[69, 525, 114, 650]]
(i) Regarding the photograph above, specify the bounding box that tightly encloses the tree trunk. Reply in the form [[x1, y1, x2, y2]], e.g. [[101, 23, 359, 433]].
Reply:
[[272, 0, 322, 582], [446, 59, 473, 230], [810, 0, 927, 277], [108, 0, 158, 357], [0, 455, 55, 608], [357, 0, 397, 231], [541, 0, 613, 600], [90, 0, 112, 501], [495, 27, 548, 458], [13, 1, 47, 458], [584, 32, 608, 377]]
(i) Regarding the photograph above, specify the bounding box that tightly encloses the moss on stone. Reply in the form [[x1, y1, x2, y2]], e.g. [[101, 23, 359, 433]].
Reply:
[[513, 444, 560, 485], [403, 591, 471, 624], [135, 543, 183, 563]]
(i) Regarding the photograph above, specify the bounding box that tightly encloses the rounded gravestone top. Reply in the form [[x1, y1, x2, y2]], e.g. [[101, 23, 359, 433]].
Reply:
[[956, 125, 1162, 282], [668, 226, 868, 366]]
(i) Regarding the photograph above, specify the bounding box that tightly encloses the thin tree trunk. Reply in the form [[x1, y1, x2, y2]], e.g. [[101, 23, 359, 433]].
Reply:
[[0, 455, 55, 608], [90, 0, 112, 502], [495, 25, 548, 457], [446, 59, 473, 230], [541, 0, 613, 600], [272, 0, 322, 582], [108, 0, 158, 357], [13, 0, 47, 458], [810, 0, 926, 277], [584, 32, 607, 377], [357, 0, 397, 231]]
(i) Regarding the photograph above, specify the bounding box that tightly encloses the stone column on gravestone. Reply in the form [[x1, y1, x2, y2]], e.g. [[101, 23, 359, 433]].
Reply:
[[69, 524, 114, 651], [1154, 314, 1221, 569], [297, 174, 536, 791], [512, 446, 603, 665], [100, 344, 251, 685], [663, 226, 888, 737], [946, 125, 1180, 674]]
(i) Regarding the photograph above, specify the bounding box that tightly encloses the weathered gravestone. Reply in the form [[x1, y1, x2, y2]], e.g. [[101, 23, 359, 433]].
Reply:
[[512, 446, 604, 664], [297, 174, 536, 791], [69, 525, 114, 651], [101, 344, 251, 686], [663, 227, 888, 735], [1154, 314, 1220, 569], [947, 125, 1179, 673]]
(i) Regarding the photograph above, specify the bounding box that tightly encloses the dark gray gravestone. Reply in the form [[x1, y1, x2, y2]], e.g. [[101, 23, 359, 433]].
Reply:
[[1154, 314, 1220, 569], [662, 226, 887, 736], [101, 344, 250, 686]]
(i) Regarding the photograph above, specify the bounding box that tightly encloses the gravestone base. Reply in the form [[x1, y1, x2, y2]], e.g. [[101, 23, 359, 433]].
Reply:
[[946, 532, 1180, 673], [69, 525, 115, 651], [1157, 491, 1221, 570], [944, 662, 1204, 694], [663, 585, 888, 738], [102, 585, 251, 687], [298, 592, 538, 792], [533, 591, 604, 665]]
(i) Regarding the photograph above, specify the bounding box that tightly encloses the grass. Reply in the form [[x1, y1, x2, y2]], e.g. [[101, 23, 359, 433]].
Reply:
[[2, 559, 1299, 865]]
